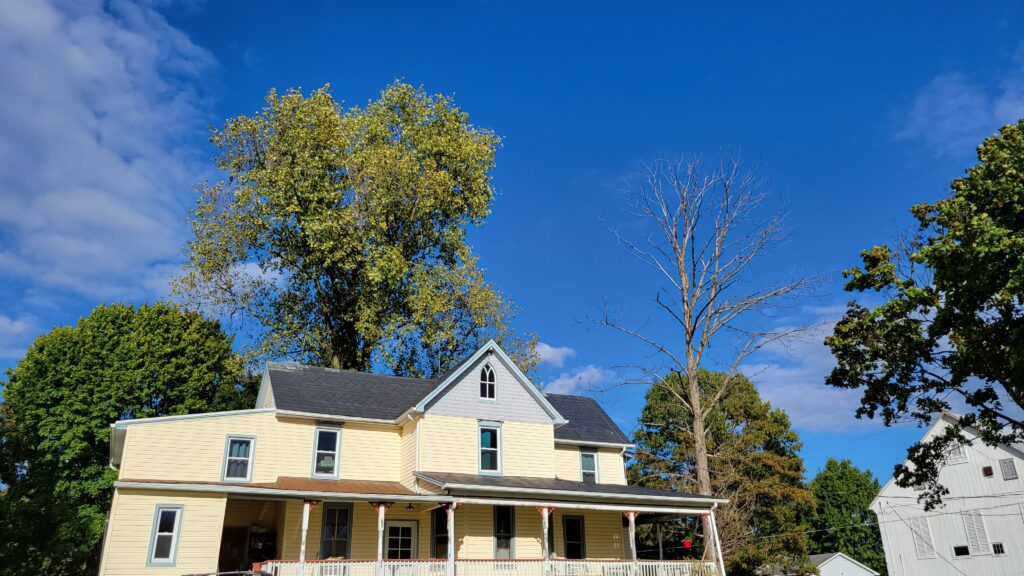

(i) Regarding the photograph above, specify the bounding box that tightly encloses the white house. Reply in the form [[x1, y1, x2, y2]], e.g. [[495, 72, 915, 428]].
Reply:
[[871, 412, 1024, 576], [808, 552, 878, 576]]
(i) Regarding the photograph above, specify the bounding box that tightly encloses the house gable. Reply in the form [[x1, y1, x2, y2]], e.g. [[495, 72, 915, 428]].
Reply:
[[414, 340, 566, 425]]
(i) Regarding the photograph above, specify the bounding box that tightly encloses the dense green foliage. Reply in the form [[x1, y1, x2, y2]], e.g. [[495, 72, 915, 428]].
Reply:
[[629, 370, 815, 575], [807, 459, 886, 574], [826, 120, 1024, 508], [174, 81, 534, 376], [0, 303, 253, 576]]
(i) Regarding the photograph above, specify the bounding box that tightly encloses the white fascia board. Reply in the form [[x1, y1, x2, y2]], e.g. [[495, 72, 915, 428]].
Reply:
[[114, 481, 449, 503], [412, 340, 568, 425], [112, 408, 276, 428], [452, 496, 712, 515], [273, 409, 399, 426], [554, 439, 635, 449]]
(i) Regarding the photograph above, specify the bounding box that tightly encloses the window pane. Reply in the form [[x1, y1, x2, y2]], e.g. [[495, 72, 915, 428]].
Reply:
[[565, 519, 582, 542], [481, 381, 489, 397], [317, 430, 337, 452], [581, 453, 596, 471], [157, 509, 177, 533], [481, 450, 497, 470], [316, 453, 336, 475], [481, 428, 497, 449], [154, 534, 173, 559], [226, 459, 249, 478], [582, 471, 596, 484], [229, 439, 250, 458]]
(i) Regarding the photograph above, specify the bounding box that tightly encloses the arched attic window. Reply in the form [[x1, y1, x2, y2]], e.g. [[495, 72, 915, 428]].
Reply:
[[480, 364, 496, 399]]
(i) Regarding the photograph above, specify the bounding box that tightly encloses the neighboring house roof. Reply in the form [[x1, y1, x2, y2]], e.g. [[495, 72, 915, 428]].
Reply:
[[545, 393, 631, 445], [809, 552, 879, 575], [266, 362, 436, 420], [414, 471, 722, 504]]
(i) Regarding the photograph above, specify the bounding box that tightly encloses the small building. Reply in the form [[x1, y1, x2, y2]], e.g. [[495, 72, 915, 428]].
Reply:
[[808, 552, 878, 576], [98, 340, 729, 575], [870, 412, 1024, 576]]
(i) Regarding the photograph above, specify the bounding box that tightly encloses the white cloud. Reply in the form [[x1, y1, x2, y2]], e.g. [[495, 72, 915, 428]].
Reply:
[[535, 342, 576, 368], [0, 314, 37, 358], [544, 365, 613, 395], [898, 53, 1024, 157], [744, 309, 884, 432], [0, 0, 214, 299]]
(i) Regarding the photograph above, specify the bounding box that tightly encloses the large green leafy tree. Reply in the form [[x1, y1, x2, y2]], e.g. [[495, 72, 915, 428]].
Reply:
[[826, 120, 1024, 508], [0, 303, 252, 576], [629, 370, 816, 576], [807, 459, 886, 574], [174, 81, 534, 376]]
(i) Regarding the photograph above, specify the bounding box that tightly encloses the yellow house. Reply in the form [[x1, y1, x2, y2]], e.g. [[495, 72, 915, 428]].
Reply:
[[98, 340, 727, 576]]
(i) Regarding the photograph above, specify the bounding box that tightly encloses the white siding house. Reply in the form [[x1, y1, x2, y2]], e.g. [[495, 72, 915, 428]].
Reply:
[[871, 413, 1024, 576], [809, 552, 878, 576]]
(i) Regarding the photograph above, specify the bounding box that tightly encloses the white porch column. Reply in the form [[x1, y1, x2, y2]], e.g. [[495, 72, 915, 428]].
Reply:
[[707, 508, 727, 576], [537, 506, 553, 576], [299, 500, 311, 574], [446, 503, 457, 576]]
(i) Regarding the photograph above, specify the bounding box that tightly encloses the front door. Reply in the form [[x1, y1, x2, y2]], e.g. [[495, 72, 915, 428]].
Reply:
[[218, 526, 249, 572], [385, 521, 418, 559]]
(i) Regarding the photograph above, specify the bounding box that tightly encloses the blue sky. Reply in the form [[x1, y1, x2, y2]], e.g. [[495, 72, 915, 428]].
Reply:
[[1, 0, 1023, 483]]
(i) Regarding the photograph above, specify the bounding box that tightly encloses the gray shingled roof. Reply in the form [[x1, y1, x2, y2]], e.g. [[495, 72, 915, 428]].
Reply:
[[414, 471, 714, 502], [266, 363, 631, 446], [267, 363, 436, 420], [545, 393, 631, 445]]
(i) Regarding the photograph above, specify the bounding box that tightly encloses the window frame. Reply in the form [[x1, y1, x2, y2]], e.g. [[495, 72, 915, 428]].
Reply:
[[480, 364, 496, 400], [953, 545, 971, 557], [1000, 458, 1018, 480], [493, 505, 516, 559], [562, 515, 586, 560], [147, 504, 183, 567], [946, 442, 968, 465], [319, 502, 353, 559], [221, 435, 256, 483], [478, 421, 502, 475], [311, 425, 342, 479], [993, 542, 1006, 555], [579, 448, 599, 484]]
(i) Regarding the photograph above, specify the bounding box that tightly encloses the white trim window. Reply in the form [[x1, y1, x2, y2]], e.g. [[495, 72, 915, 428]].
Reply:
[[147, 505, 182, 566], [1000, 458, 1018, 480], [480, 364, 496, 399], [946, 442, 968, 465], [223, 436, 255, 482], [580, 448, 598, 484], [313, 426, 341, 478], [479, 423, 501, 474]]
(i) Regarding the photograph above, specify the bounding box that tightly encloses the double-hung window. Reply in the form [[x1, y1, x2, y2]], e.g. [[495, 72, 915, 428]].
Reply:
[[313, 426, 341, 478], [580, 448, 598, 484], [1000, 458, 1018, 480], [148, 505, 183, 566], [480, 364, 496, 399], [223, 436, 255, 482], [479, 422, 501, 474], [562, 516, 586, 559]]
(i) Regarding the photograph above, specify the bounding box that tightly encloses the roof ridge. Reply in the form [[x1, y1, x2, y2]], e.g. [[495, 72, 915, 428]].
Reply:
[[268, 362, 438, 383]]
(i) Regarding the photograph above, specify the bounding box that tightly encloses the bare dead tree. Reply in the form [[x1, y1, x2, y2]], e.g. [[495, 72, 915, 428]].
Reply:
[[593, 154, 816, 559]]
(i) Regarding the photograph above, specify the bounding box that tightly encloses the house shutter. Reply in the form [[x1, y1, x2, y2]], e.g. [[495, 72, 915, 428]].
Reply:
[[1000, 458, 1018, 480], [908, 517, 936, 559], [962, 511, 990, 555]]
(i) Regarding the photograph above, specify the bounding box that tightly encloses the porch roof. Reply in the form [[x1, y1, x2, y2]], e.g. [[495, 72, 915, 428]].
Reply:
[[414, 471, 726, 507], [117, 476, 416, 497]]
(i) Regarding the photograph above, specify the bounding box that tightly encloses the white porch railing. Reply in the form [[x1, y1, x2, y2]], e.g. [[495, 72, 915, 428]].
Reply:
[[258, 560, 717, 576]]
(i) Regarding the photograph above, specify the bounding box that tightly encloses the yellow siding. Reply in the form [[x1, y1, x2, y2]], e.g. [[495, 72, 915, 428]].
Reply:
[[418, 415, 554, 477], [549, 509, 625, 560], [223, 499, 276, 526], [515, 507, 544, 558], [400, 418, 417, 489], [554, 445, 581, 481], [597, 448, 627, 485], [119, 412, 401, 483], [99, 488, 227, 576]]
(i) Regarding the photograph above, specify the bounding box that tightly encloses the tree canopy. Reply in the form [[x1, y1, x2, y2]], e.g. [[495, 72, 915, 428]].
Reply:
[[0, 302, 252, 576], [629, 370, 815, 576], [826, 120, 1024, 508], [807, 458, 886, 575], [174, 81, 533, 376]]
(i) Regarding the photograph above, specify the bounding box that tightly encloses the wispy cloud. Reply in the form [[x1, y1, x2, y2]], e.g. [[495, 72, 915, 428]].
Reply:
[[544, 365, 613, 395], [898, 49, 1024, 157], [744, 307, 885, 432], [535, 342, 576, 368], [0, 314, 37, 359], [0, 0, 214, 299]]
